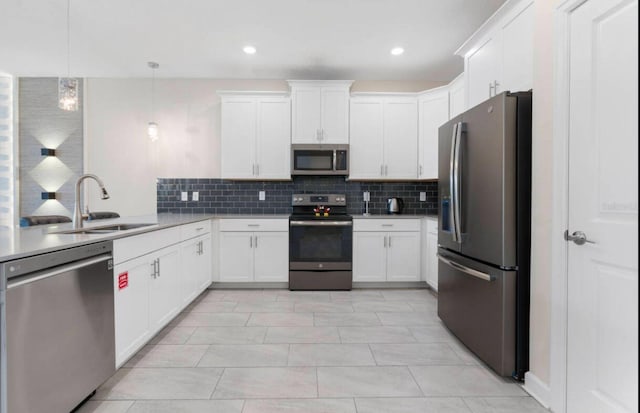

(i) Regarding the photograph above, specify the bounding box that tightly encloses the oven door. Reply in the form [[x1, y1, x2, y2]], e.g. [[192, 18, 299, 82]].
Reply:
[[289, 220, 352, 270]]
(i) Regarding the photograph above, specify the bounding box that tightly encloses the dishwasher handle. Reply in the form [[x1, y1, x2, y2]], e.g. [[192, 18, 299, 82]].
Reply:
[[7, 254, 113, 290]]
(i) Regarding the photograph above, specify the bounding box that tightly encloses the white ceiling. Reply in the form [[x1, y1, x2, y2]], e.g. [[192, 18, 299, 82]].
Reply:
[[1, 0, 506, 81]]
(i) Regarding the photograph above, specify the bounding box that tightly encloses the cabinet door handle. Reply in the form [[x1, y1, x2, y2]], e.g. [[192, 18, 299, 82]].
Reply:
[[381, 165, 384, 176], [385, 165, 388, 176], [156, 258, 160, 277], [250, 236, 253, 248], [419, 165, 423, 176], [388, 236, 392, 248], [321, 128, 325, 141], [255, 164, 259, 176], [493, 80, 500, 94], [254, 235, 258, 248], [150, 261, 157, 278], [489, 82, 494, 97]]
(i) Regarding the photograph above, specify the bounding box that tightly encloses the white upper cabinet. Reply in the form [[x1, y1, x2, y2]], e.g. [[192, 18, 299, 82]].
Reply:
[[350, 94, 418, 180], [220, 92, 291, 180], [289, 81, 352, 144], [418, 87, 449, 180], [457, 0, 534, 109], [448, 73, 466, 119]]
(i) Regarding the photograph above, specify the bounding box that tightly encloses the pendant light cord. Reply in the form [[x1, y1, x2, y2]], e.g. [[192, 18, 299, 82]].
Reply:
[[66, 0, 71, 77], [151, 65, 155, 120]]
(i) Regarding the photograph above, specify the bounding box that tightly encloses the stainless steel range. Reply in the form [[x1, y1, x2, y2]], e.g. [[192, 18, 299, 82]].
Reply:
[[289, 194, 353, 290]]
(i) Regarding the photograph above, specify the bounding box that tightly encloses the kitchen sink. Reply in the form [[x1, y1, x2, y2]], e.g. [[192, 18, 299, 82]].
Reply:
[[54, 223, 156, 235]]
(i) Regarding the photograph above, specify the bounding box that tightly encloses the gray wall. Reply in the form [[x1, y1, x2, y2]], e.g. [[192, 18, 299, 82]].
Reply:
[[18, 78, 83, 218]]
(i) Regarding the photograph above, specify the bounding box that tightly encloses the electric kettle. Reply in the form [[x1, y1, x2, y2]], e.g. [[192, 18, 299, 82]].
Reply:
[[386, 198, 404, 214]]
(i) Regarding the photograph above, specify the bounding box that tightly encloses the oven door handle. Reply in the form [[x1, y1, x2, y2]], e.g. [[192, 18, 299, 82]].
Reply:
[[290, 221, 353, 227]]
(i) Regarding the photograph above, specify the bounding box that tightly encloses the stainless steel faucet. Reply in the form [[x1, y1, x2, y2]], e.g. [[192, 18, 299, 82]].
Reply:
[[73, 174, 110, 228]]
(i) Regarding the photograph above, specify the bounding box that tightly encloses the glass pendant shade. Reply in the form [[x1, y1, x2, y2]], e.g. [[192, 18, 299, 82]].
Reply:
[[148, 122, 159, 141], [58, 77, 79, 111]]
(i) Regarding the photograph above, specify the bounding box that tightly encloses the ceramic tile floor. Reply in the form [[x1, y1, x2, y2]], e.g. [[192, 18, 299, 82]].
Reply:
[[80, 289, 549, 413]]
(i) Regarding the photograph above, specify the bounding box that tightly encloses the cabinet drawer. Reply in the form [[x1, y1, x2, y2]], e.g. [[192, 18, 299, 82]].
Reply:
[[353, 218, 421, 232], [219, 218, 288, 232], [113, 226, 181, 265], [180, 220, 211, 241]]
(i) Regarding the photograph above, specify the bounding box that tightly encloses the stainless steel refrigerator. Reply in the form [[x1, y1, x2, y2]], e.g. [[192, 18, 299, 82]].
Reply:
[[437, 91, 532, 380]]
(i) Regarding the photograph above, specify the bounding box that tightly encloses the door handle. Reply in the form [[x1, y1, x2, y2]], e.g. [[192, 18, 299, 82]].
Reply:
[[255, 164, 259, 176], [419, 165, 423, 176], [156, 258, 160, 277], [385, 165, 388, 176], [564, 230, 595, 246], [449, 123, 458, 243], [381, 165, 384, 176], [452, 122, 464, 243], [254, 235, 258, 248], [388, 235, 391, 248]]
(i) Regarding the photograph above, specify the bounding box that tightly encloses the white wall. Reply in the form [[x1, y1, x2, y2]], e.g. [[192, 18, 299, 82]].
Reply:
[[527, 0, 555, 392], [85, 78, 443, 216]]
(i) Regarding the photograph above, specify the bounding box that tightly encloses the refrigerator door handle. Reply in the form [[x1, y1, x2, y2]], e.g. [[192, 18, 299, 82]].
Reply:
[[437, 254, 494, 282], [449, 122, 459, 242], [453, 122, 464, 243]]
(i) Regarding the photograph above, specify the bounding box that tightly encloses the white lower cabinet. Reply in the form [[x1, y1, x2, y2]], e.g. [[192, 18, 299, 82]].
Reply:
[[353, 219, 421, 282], [148, 246, 181, 336], [422, 218, 439, 291], [113, 254, 152, 368], [219, 219, 289, 283], [113, 242, 181, 367], [113, 220, 213, 368], [180, 233, 212, 306]]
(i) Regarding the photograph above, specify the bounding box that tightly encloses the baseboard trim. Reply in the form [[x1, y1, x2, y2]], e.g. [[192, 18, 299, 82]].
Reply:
[[208, 281, 430, 290], [353, 281, 429, 289], [209, 282, 289, 289], [524, 371, 551, 409]]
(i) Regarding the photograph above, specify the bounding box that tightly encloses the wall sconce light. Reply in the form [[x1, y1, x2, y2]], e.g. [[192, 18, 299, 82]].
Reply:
[[41, 192, 57, 200], [41, 148, 56, 156]]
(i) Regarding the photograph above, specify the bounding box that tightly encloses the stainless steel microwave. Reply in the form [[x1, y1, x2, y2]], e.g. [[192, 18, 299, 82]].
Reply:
[[291, 144, 349, 175]]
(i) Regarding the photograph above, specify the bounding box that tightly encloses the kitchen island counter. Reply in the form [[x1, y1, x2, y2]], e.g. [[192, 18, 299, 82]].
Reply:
[[0, 213, 289, 263]]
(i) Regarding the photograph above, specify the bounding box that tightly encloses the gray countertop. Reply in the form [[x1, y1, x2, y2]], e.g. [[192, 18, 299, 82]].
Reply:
[[0, 212, 437, 263], [0, 213, 290, 263]]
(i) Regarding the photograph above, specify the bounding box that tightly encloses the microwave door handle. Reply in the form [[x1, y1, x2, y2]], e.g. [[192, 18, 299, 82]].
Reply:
[[453, 122, 464, 243], [449, 122, 458, 243], [333, 151, 337, 171]]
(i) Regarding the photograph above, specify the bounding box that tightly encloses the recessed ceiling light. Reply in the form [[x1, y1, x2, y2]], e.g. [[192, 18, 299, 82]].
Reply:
[[390, 47, 405, 56], [243, 46, 257, 55]]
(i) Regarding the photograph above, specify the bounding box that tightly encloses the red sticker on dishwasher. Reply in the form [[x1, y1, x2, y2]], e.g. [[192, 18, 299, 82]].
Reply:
[[118, 272, 128, 290]]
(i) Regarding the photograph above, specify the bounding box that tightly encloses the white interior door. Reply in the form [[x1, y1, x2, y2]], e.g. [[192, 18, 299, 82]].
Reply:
[[566, 1, 638, 412]]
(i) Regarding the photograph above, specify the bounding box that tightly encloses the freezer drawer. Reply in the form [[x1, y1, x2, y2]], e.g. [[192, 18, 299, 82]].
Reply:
[[437, 248, 516, 377]]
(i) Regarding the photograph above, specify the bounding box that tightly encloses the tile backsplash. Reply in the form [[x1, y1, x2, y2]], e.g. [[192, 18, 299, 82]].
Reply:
[[157, 176, 438, 215]]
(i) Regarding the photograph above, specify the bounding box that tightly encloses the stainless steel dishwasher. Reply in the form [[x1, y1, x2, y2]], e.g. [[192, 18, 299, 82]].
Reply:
[[0, 241, 115, 413]]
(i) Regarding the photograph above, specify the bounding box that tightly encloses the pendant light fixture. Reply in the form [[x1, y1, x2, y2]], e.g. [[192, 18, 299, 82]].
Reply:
[[147, 61, 159, 141], [58, 0, 78, 111]]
